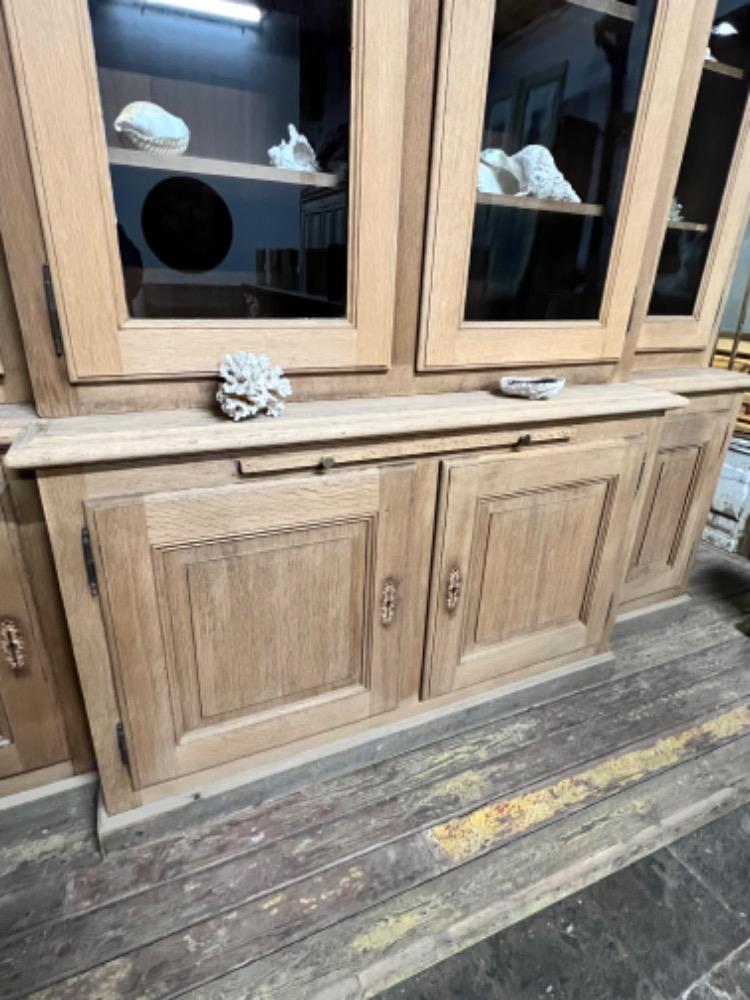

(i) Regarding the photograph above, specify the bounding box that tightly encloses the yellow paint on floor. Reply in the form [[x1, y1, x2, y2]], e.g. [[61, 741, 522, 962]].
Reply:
[[352, 909, 425, 955], [429, 704, 750, 865]]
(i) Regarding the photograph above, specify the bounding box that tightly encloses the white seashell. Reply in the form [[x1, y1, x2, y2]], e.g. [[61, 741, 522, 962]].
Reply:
[[114, 101, 190, 155], [268, 124, 320, 173], [216, 351, 292, 421], [669, 197, 685, 223], [477, 148, 524, 195], [512, 145, 580, 203], [478, 145, 580, 204], [499, 376, 566, 401]]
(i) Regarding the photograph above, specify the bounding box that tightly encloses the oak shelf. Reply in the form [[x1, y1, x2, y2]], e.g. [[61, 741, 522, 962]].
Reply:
[[566, 0, 636, 22], [704, 58, 745, 80], [476, 192, 604, 217], [108, 147, 340, 188], [667, 220, 711, 233]]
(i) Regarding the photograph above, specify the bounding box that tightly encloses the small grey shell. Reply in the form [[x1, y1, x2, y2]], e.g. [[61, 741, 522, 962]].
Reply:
[[499, 376, 566, 401], [114, 101, 190, 156]]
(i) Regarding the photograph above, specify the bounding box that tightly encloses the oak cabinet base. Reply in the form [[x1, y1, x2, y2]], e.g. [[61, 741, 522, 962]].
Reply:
[[15, 388, 685, 814]]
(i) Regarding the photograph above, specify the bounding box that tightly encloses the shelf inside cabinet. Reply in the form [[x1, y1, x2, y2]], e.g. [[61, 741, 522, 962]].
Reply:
[[476, 193, 604, 217], [703, 59, 745, 80], [108, 148, 340, 188], [566, 0, 636, 22], [666, 220, 711, 233]]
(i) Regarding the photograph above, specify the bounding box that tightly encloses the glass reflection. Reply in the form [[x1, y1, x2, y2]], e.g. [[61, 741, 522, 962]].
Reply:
[[466, 0, 656, 323], [89, 0, 350, 321]]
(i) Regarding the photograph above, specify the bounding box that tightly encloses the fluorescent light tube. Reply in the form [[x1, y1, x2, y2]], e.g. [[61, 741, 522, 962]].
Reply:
[[136, 0, 263, 25]]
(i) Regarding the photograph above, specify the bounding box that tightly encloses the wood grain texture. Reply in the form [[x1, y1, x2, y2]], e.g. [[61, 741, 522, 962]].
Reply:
[[1, 628, 742, 934], [0, 239, 31, 404], [621, 392, 741, 611], [186, 737, 750, 999], [0, 475, 69, 779], [0, 9, 78, 415], [2, 0, 408, 379], [5, 385, 686, 469], [12, 648, 750, 999], [0, 553, 746, 999], [107, 147, 339, 188], [419, 0, 703, 370], [424, 435, 646, 697]]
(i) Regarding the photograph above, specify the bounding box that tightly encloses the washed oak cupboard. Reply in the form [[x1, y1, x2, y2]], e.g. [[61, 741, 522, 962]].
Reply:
[[0, 0, 749, 818]]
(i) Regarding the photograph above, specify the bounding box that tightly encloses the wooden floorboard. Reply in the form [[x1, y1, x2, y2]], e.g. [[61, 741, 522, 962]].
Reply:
[[0, 545, 747, 999]]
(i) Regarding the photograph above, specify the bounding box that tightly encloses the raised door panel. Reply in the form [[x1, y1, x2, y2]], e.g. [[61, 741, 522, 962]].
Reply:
[[623, 407, 732, 603], [425, 436, 645, 698], [418, 0, 702, 370], [0, 481, 69, 778], [4, 0, 408, 379], [87, 464, 417, 788]]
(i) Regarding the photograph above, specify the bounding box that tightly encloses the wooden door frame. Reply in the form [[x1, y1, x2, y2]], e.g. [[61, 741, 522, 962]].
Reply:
[[417, 0, 703, 372], [3, 0, 408, 380], [619, 1, 750, 363]]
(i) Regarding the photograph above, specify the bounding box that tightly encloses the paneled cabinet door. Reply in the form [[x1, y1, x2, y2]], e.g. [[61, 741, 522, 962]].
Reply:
[[424, 436, 645, 698], [85, 464, 418, 788], [622, 404, 733, 606], [419, 0, 701, 370], [0, 480, 69, 779], [4, 0, 408, 379], [640, 1, 750, 353]]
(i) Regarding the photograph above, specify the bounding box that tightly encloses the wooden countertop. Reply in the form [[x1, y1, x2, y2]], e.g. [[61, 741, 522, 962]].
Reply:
[[0, 404, 36, 449], [632, 367, 750, 395], [6, 385, 686, 470]]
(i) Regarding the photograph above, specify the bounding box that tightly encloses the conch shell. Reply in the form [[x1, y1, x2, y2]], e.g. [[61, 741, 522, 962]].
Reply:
[[478, 144, 580, 204], [114, 101, 190, 155], [268, 124, 320, 173]]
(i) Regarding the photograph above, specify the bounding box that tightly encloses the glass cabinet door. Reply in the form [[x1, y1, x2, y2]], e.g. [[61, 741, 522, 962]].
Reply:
[[419, 0, 702, 370], [4, 0, 408, 378], [640, 0, 750, 354]]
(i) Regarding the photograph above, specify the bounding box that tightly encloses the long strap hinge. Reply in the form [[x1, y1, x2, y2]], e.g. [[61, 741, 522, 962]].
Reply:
[[42, 264, 65, 358], [81, 524, 99, 596]]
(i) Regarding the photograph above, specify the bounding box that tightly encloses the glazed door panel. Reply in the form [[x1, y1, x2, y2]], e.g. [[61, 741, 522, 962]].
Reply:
[[4, 0, 408, 379], [424, 436, 645, 697], [86, 464, 417, 787], [623, 404, 733, 604], [0, 480, 69, 778], [419, 0, 702, 370], [640, 1, 750, 353]]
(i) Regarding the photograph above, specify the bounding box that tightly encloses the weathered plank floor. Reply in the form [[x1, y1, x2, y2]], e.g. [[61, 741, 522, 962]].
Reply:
[[0, 545, 748, 1000]]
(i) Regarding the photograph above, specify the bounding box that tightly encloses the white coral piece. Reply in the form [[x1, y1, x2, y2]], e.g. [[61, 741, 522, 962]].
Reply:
[[512, 145, 581, 203], [114, 101, 190, 155], [216, 352, 292, 421], [268, 124, 320, 173]]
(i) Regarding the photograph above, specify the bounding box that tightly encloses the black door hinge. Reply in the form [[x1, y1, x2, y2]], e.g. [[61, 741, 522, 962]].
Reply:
[[81, 524, 99, 596], [626, 292, 638, 335], [42, 264, 64, 357], [116, 722, 131, 773], [635, 457, 647, 496]]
